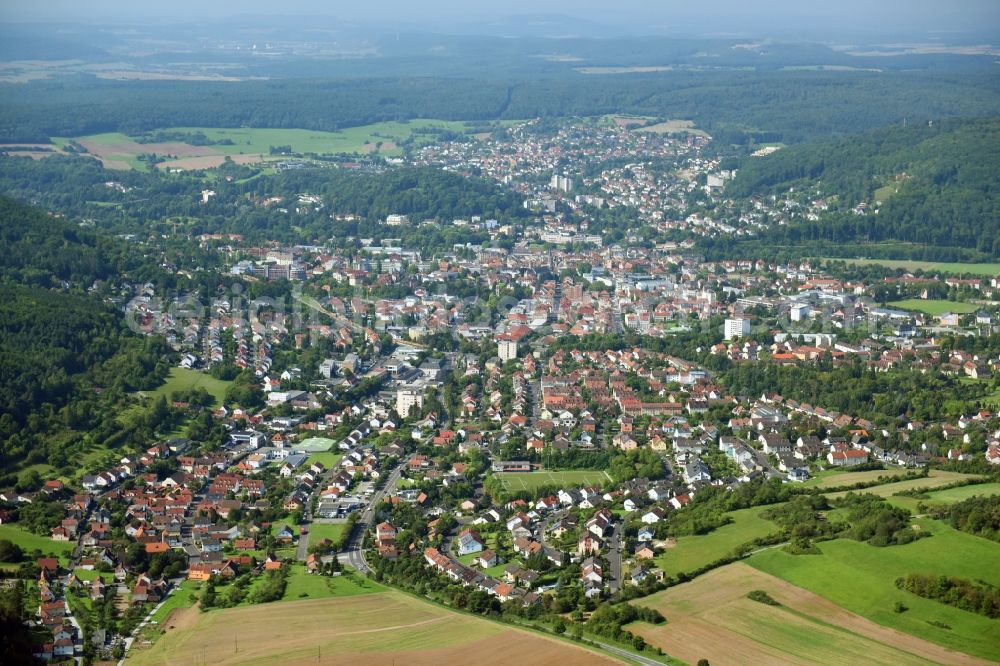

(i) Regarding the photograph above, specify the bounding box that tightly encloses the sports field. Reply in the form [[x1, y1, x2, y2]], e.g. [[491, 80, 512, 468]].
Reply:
[[749, 519, 1000, 661], [888, 299, 978, 315], [654, 505, 779, 577], [128, 590, 624, 666], [630, 562, 988, 666], [497, 470, 611, 492], [297, 437, 338, 452], [146, 367, 232, 406]]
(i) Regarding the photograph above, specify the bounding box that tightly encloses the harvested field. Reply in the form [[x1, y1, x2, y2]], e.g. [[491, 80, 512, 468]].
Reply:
[[631, 563, 989, 666], [78, 138, 220, 159], [127, 590, 623, 666], [636, 119, 710, 137], [612, 116, 649, 128]]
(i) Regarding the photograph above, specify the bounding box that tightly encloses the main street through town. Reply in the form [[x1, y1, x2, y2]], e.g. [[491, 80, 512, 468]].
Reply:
[[338, 461, 404, 573]]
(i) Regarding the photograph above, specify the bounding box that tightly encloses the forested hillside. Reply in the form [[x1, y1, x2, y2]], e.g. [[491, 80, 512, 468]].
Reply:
[[2, 69, 998, 144], [720, 117, 1000, 256], [0, 198, 171, 486], [0, 159, 527, 248], [0, 194, 125, 286]]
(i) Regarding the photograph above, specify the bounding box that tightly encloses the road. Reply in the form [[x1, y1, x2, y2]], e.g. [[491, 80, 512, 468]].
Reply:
[[607, 524, 623, 593], [611, 294, 624, 335], [115, 576, 185, 666], [531, 377, 543, 423], [339, 461, 404, 573], [592, 641, 669, 666]]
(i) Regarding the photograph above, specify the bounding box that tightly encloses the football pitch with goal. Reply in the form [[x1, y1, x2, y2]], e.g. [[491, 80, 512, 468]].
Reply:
[[498, 470, 611, 492]]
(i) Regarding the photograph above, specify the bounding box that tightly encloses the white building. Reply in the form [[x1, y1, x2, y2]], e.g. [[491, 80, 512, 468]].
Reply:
[[396, 388, 424, 419], [549, 174, 574, 193], [498, 339, 518, 362], [724, 318, 751, 340]]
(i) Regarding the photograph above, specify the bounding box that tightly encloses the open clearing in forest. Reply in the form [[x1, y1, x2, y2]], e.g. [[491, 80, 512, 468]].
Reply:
[[145, 367, 232, 406], [127, 590, 624, 666], [822, 258, 1000, 277], [57, 119, 507, 170], [631, 562, 990, 666], [635, 119, 710, 137]]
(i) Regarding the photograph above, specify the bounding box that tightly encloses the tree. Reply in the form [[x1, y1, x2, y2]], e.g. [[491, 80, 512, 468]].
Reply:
[[0, 540, 23, 563]]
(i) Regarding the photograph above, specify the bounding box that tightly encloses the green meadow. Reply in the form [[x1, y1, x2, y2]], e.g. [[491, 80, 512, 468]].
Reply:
[[654, 505, 780, 577], [888, 299, 978, 315], [749, 519, 1000, 661]]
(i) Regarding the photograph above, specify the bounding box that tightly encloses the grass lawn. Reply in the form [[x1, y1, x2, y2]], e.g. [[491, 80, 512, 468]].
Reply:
[[71, 568, 114, 583], [631, 562, 967, 666], [151, 579, 202, 625], [281, 564, 385, 602], [304, 451, 342, 468], [0, 524, 75, 563], [654, 505, 780, 577], [306, 523, 345, 545], [822, 258, 1000, 277], [888, 481, 1000, 512], [874, 183, 901, 203], [145, 367, 232, 406], [924, 482, 1000, 503], [887, 299, 978, 315], [129, 589, 620, 666], [749, 519, 1000, 661], [497, 470, 611, 493]]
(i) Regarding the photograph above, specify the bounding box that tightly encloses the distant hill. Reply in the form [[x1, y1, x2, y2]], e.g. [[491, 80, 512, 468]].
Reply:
[[724, 117, 1000, 257]]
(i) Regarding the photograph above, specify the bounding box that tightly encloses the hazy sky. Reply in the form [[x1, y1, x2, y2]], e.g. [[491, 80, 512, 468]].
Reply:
[[3, 0, 999, 40]]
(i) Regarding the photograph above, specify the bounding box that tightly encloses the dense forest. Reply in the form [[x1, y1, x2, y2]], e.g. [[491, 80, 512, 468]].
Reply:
[[0, 194, 123, 286], [1, 69, 998, 145], [719, 117, 1000, 256], [0, 158, 527, 248], [0, 198, 172, 485], [0, 284, 170, 481]]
